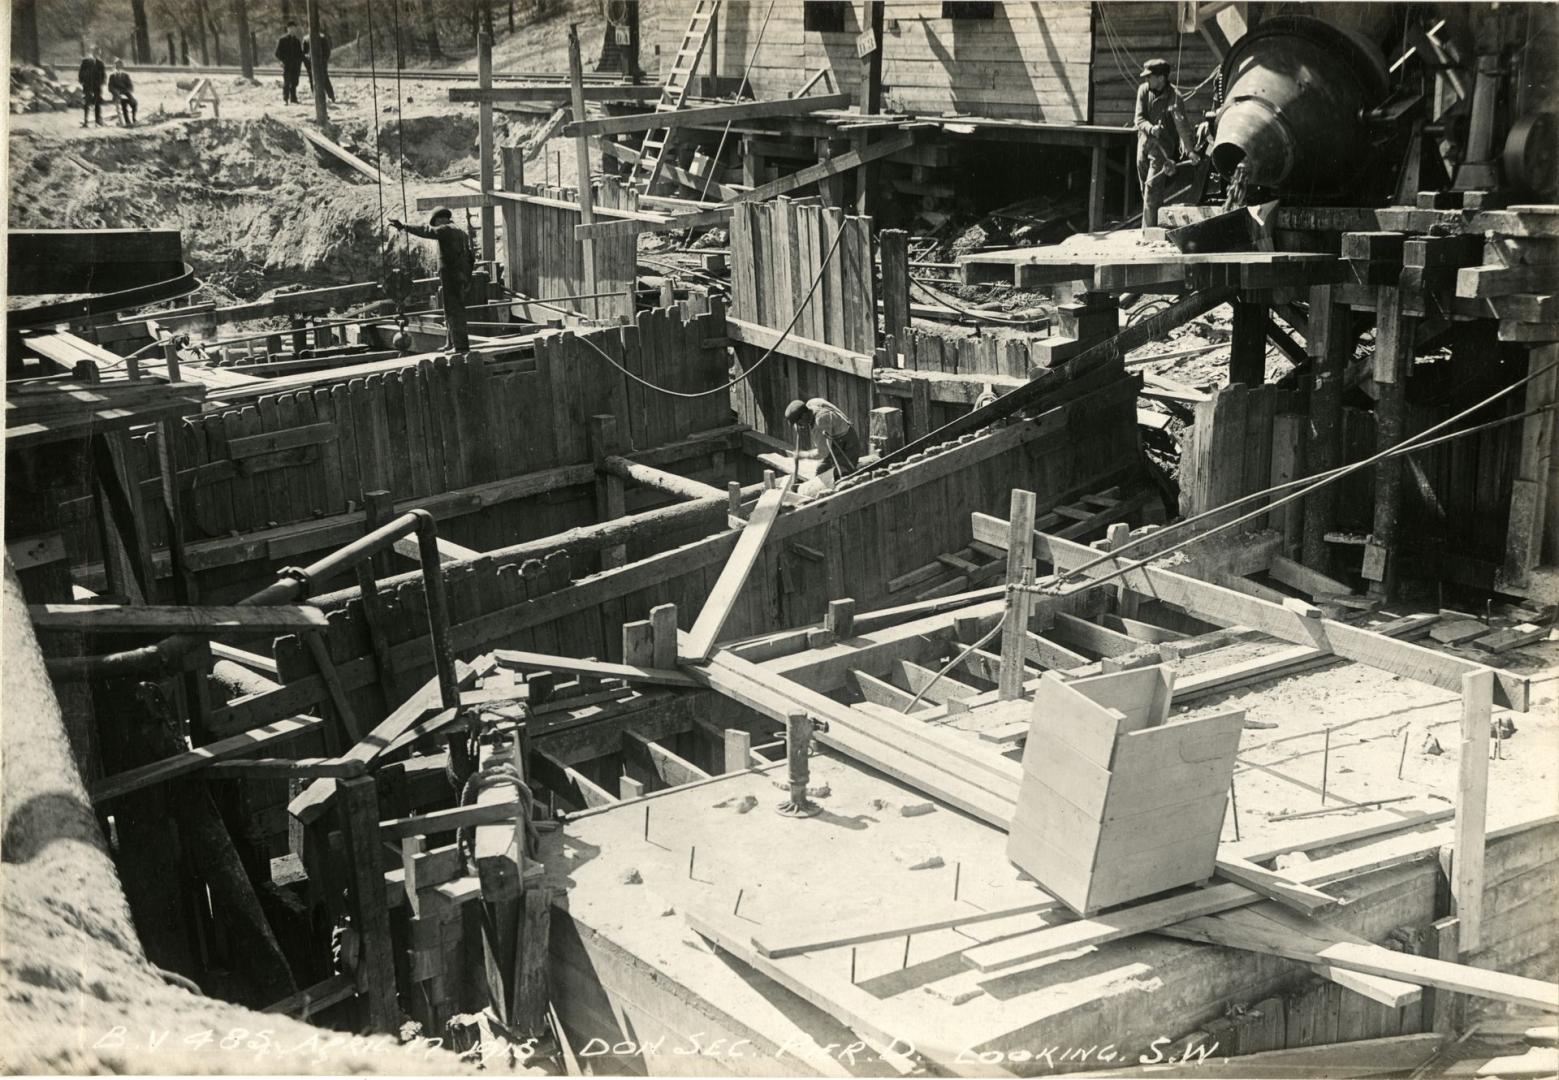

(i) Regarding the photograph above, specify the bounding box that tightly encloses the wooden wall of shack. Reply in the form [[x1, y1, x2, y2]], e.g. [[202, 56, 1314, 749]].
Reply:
[[649, 0, 1096, 124]]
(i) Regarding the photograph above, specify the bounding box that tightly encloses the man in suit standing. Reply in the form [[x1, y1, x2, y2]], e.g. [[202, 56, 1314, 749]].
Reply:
[[78, 47, 106, 127], [274, 22, 305, 104]]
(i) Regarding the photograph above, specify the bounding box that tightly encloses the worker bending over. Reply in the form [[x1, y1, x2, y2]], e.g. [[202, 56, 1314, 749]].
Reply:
[[1134, 58, 1198, 228], [389, 207, 475, 353], [785, 397, 862, 478]]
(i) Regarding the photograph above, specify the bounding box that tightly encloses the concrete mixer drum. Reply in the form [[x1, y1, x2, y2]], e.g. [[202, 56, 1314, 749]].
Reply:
[[1211, 16, 1391, 200]]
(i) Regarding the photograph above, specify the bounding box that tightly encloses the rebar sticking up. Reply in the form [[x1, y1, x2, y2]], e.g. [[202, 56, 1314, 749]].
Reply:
[[777, 710, 823, 818]]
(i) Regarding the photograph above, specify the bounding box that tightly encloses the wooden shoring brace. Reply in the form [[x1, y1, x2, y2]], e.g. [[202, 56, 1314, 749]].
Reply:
[[339, 774, 398, 1033], [354, 489, 401, 711], [998, 489, 1039, 700], [567, 25, 599, 320], [1448, 668, 1493, 952], [590, 415, 628, 569], [1368, 283, 1418, 598]]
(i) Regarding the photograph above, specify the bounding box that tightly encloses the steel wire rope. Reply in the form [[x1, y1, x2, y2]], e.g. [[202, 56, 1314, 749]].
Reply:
[[365, 0, 389, 276], [693, 0, 777, 206], [568, 216, 845, 399], [901, 381, 1558, 715]]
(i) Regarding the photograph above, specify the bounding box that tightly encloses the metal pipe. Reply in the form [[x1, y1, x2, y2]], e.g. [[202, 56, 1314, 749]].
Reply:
[[45, 510, 456, 708]]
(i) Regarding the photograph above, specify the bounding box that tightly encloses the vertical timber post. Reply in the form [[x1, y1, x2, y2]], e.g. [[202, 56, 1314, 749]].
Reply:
[[1451, 669, 1493, 952], [590, 415, 627, 569], [1369, 283, 1417, 598], [479, 29, 497, 266], [998, 489, 1038, 700], [1229, 297, 1267, 387], [855, 0, 885, 217], [879, 229, 911, 350], [340, 775, 398, 1033], [568, 25, 599, 319], [1302, 285, 1348, 573], [501, 145, 525, 302]]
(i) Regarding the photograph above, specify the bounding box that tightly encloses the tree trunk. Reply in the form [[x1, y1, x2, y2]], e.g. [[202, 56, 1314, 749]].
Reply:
[[130, 0, 152, 63], [233, 0, 253, 78], [194, 0, 211, 64], [180, 28, 189, 64], [14, 0, 41, 66], [421, 0, 443, 60], [508, 0, 515, 32]]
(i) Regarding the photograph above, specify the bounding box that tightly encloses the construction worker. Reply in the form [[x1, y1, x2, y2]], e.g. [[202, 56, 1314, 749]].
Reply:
[[107, 60, 137, 126], [303, 27, 336, 104], [785, 397, 862, 478], [389, 208, 475, 353], [275, 22, 305, 105], [1134, 58, 1199, 228], [77, 46, 106, 128]]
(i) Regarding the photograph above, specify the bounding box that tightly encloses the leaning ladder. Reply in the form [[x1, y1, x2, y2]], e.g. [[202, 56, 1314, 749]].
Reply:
[[630, 0, 722, 193]]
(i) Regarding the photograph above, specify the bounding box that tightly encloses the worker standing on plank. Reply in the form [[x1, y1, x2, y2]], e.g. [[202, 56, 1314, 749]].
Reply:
[[275, 22, 305, 105], [786, 397, 863, 478], [1134, 58, 1199, 229], [389, 208, 476, 354], [77, 46, 106, 128], [107, 60, 137, 126]]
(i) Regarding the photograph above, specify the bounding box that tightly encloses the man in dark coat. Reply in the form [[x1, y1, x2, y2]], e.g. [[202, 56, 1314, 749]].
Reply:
[[107, 59, 137, 126], [78, 47, 106, 127], [1133, 58, 1199, 228], [389, 208, 476, 353], [303, 28, 336, 103], [274, 22, 305, 104]]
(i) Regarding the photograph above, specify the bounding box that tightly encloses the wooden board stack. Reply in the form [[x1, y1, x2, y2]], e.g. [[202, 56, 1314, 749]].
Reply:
[[1008, 665, 1245, 915]]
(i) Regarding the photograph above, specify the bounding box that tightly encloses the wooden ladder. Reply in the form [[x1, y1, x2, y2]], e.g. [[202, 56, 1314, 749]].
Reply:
[[630, 0, 721, 193]]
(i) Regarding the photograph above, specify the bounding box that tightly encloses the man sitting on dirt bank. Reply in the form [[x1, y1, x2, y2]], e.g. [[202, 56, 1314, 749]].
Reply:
[[275, 22, 305, 105], [389, 208, 476, 354], [78, 47, 106, 128], [108, 60, 137, 126], [786, 397, 863, 478]]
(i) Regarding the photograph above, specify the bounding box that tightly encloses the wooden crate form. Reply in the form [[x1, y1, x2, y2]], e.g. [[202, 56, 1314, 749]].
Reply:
[[1008, 666, 1244, 915]]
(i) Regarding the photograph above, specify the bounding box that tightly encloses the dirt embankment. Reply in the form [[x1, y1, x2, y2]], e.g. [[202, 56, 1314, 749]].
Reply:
[[6, 108, 522, 302]]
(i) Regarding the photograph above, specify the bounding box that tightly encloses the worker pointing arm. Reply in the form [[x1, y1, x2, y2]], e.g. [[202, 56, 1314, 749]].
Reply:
[[389, 208, 476, 354]]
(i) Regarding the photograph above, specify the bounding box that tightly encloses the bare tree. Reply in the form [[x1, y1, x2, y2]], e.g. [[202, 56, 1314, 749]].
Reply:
[[129, 0, 152, 61], [14, 0, 42, 65], [233, 0, 253, 77]]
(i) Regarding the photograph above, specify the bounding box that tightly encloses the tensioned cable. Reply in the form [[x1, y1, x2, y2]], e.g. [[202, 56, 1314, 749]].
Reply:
[[570, 218, 845, 399], [1053, 358, 1559, 592], [392, 0, 411, 248], [901, 388, 1558, 716], [695, 0, 777, 205], [365, 0, 388, 276]]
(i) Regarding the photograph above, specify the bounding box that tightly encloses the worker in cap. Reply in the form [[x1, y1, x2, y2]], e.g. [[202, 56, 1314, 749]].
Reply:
[[1134, 57, 1199, 228], [785, 397, 862, 479], [389, 207, 476, 353]]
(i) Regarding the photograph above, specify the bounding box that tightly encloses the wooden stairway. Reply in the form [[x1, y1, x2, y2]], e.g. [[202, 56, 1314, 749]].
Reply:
[[630, 0, 721, 193]]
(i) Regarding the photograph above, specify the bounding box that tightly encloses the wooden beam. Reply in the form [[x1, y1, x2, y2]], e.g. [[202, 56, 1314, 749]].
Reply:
[[295, 124, 384, 183], [29, 602, 328, 633], [681, 476, 796, 662], [725, 316, 873, 378], [998, 490, 1038, 699], [562, 93, 853, 138], [733, 131, 916, 204], [1214, 855, 1342, 915], [449, 84, 663, 102], [1452, 669, 1493, 951], [492, 647, 700, 688], [623, 730, 710, 787], [752, 897, 1058, 959], [962, 882, 1255, 973], [379, 798, 523, 842], [970, 513, 1531, 711], [91, 714, 325, 804]]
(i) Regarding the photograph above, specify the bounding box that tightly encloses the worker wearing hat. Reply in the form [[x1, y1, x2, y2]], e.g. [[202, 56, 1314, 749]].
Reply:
[[785, 397, 862, 479], [1134, 58, 1199, 228], [390, 207, 476, 353]]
